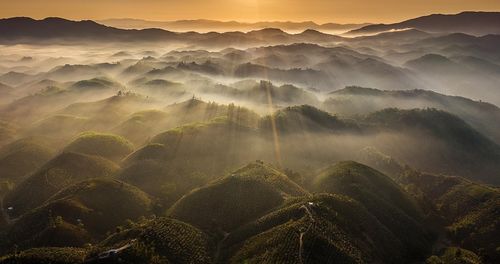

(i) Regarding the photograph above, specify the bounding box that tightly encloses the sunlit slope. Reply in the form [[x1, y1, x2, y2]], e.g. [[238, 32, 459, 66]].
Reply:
[[63, 132, 134, 162], [260, 105, 360, 134], [149, 117, 261, 178], [114, 99, 259, 145]]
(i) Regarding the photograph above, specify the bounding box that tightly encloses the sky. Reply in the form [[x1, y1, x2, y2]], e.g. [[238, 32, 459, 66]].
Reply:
[[0, 0, 499, 23]]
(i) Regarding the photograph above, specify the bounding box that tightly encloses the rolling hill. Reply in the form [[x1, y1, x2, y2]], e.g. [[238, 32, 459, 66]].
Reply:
[[6, 179, 152, 248], [168, 162, 308, 232], [3, 152, 119, 217], [312, 161, 431, 259], [91, 217, 214, 264], [0, 137, 54, 183], [63, 132, 134, 162], [399, 169, 500, 262], [324, 86, 500, 144], [364, 108, 500, 184], [224, 193, 431, 263]]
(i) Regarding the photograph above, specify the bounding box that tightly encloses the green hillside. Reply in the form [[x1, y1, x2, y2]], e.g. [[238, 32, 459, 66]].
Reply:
[[0, 137, 54, 183], [168, 162, 308, 232], [150, 117, 260, 179], [312, 161, 432, 259], [259, 105, 359, 134], [325, 86, 500, 144], [69, 77, 122, 91], [118, 159, 205, 210], [3, 152, 119, 217], [364, 108, 500, 184], [113, 110, 169, 145], [93, 217, 214, 264], [0, 247, 86, 264], [63, 131, 134, 161], [163, 99, 260, 129], [226, 194, 427, 263], [7, 179, 151, 248], [399, 169, 500, 262]]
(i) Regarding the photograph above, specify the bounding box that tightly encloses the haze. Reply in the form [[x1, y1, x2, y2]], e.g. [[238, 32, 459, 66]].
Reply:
[[1, 0, 500, 23], [0, 4, 499, 264]]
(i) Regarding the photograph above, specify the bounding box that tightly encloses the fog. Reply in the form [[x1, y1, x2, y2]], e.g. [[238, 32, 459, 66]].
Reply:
[[0, 14, 499, 263], [1, 39, 500, 175]]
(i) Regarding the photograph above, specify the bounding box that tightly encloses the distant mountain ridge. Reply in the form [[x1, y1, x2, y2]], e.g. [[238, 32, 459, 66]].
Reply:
[[0, 17, 179, 43], [348, 11, 500, 36], [97, 18, 370, 33], [0, 17, 344, 45]]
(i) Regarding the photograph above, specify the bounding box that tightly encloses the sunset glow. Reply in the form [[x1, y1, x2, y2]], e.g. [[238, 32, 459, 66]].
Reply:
[[1, 0, 500, 23]]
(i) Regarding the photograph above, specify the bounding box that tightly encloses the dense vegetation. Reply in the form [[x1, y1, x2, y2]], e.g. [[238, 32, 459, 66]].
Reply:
[[3, 152, 119, 217]]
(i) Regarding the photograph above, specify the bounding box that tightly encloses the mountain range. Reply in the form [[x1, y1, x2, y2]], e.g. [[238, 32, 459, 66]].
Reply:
[[97, 18, 371, 33], [1, 12, 500, 45], [348, 11, 500, 36]]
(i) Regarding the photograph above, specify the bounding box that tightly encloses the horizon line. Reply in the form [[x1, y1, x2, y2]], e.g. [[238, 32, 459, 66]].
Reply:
[[1, 10, 498, 26]]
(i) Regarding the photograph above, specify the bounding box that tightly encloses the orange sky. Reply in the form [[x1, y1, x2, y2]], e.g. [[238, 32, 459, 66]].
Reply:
[[1, 0, 499, 23]]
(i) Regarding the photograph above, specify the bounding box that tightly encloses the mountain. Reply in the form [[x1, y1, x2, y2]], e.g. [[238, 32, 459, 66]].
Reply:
[[0, 17, 346, 46], [404, 53, 500, 105], [0, 17, 177, 43], [98, 18, 370, 33], [348, 11, 500, 36]]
